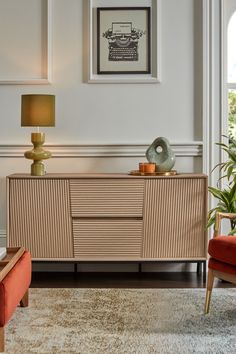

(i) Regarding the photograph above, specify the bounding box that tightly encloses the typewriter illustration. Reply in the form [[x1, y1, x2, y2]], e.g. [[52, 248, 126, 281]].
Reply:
[[103, 22, 145, 62]]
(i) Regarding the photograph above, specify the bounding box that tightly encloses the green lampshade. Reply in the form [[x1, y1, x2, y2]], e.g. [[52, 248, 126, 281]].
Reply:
[[21, 94, 55, 127]]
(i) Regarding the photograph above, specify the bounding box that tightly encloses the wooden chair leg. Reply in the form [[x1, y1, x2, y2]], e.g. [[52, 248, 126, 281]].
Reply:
[[0, 327, 4, 353], [20, 289, 29, 307], [204, 268, 215, 314]]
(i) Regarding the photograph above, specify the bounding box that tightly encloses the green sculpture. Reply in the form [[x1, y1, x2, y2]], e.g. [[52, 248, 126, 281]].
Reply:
[[146, 137, 176, 172]]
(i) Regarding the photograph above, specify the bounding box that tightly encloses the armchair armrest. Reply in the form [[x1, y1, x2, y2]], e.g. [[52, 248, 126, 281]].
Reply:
[[214, 212, 236, 237]]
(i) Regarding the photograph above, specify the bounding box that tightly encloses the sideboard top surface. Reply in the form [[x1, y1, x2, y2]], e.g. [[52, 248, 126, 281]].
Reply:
[[7, 173, 208, 180]]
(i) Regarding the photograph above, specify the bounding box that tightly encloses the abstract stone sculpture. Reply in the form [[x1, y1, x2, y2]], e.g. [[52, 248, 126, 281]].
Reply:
[[146, 137, 176, 172]]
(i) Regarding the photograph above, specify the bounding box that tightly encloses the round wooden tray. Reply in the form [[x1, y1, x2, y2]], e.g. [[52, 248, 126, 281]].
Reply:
[[129, 170, 178, 176]]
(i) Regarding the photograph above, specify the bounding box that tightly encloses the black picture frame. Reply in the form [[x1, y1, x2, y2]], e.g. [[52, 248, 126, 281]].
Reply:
[[97, 7, 151, 75]]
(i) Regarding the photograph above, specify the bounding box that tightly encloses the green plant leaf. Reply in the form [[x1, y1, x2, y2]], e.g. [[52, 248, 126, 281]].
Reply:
[[229, 181, 236, 200], [211, 162, 225, 173], [207, 134, 236, 229], [207, 216, 215, 228], [227, 165, 234, 180], [208, 187, 230, 208], [227, 150, 236, 163], [208, 187, 223, 199], [216, 142, 228, 148]]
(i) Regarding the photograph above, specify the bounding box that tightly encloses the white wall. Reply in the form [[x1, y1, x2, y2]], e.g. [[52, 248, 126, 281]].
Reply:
[[0, 0, 202, 144], [0, 0, 204, 271]]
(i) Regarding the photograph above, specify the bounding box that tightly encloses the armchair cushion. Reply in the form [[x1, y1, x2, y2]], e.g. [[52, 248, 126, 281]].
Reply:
[[0, 251, 31, 327], [208, 235, 236, 266], [208, 257, 236, 275]]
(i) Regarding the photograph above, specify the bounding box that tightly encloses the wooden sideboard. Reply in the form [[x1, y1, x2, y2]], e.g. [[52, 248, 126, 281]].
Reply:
[[6, 173, 208, 267]]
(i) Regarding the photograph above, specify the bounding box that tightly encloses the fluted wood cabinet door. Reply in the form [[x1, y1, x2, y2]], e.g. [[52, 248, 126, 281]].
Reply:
[[8, 178, 73, 259], [142, 177, 207, 259]]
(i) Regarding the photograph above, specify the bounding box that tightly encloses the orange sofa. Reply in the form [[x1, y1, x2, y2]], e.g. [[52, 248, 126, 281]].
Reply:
[[0, 251, 31, 352]]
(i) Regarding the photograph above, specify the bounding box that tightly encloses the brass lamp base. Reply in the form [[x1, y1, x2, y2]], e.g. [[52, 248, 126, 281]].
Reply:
[[30, 160, 47, 176], [24, 132, 51, 176]]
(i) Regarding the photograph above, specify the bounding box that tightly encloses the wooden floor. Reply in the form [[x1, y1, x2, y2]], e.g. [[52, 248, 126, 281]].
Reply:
[[31, 271, 235, 289]]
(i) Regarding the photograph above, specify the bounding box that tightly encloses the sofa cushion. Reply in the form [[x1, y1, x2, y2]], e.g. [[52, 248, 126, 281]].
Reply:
[[0, 251, 31, 327], [208, 236, 236, 266]]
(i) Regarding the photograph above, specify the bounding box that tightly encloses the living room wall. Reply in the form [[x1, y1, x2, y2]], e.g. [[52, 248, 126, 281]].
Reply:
[[0, 0, 203, 271]]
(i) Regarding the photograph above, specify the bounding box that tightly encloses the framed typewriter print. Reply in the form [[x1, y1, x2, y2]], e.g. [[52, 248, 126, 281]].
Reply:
[[86, 0, 161, 83], [97, 7, 151, 75]]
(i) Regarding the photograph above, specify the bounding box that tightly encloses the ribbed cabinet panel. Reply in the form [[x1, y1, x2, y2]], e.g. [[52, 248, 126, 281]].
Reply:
[[142, 178, 207, 259], [70, 179, 144, 217], [73, 219, 143, 259], [8, 179, 73, 258]]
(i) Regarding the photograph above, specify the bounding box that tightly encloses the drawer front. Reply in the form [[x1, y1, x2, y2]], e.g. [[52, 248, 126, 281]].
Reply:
[[73, 219, 143, 259], [70, 179, 144, 217]]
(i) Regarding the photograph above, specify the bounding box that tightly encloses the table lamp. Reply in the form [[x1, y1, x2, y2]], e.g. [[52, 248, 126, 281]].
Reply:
[[21, 94, 55, 176]]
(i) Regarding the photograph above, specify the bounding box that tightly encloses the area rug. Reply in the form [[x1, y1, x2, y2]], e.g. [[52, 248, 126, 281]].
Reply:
[[5, 288, 236, 354]]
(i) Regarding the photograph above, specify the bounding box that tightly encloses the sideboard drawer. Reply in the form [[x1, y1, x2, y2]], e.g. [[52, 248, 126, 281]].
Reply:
[[73, 219, 143, 259], [70, 179, 144, 217]]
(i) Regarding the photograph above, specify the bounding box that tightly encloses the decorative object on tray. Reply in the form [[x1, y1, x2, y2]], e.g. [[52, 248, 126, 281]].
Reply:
[[129, 170, 177, 176], [0, 247, 6, 260], [139, 162, 156, 173], [146, 137, 176, 172]]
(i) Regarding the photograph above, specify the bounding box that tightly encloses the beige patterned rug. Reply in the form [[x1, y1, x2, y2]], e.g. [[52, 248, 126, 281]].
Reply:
[[5, 288, 236, 354]]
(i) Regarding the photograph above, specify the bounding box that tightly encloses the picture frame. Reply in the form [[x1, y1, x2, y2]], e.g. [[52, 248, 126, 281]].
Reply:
[[97, 7, 151, 75], [85, 0, 161, 84]]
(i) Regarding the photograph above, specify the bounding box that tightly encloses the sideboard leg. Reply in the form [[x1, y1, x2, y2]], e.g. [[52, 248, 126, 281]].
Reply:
[[74, 263, 77, 273], [138, 263, 142, 273], [197, 262, 202, 274], [203, 261, 207, 282]]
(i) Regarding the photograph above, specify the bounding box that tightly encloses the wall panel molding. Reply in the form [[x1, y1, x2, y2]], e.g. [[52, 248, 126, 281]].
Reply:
[[0, 230, 6, 247], [202, 0, 223, 215], [0, 0, 52, 84], [0, 230, 6, 238], [0, 142, 202, 158]]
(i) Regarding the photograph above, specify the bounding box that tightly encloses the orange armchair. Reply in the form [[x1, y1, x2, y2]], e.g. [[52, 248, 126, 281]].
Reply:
[[205, 212, 236, 314], [0, 251, 31, 352]]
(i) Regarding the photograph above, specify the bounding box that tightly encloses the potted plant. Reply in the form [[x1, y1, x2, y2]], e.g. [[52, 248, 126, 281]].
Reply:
[[207, 135, 236, 235]]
